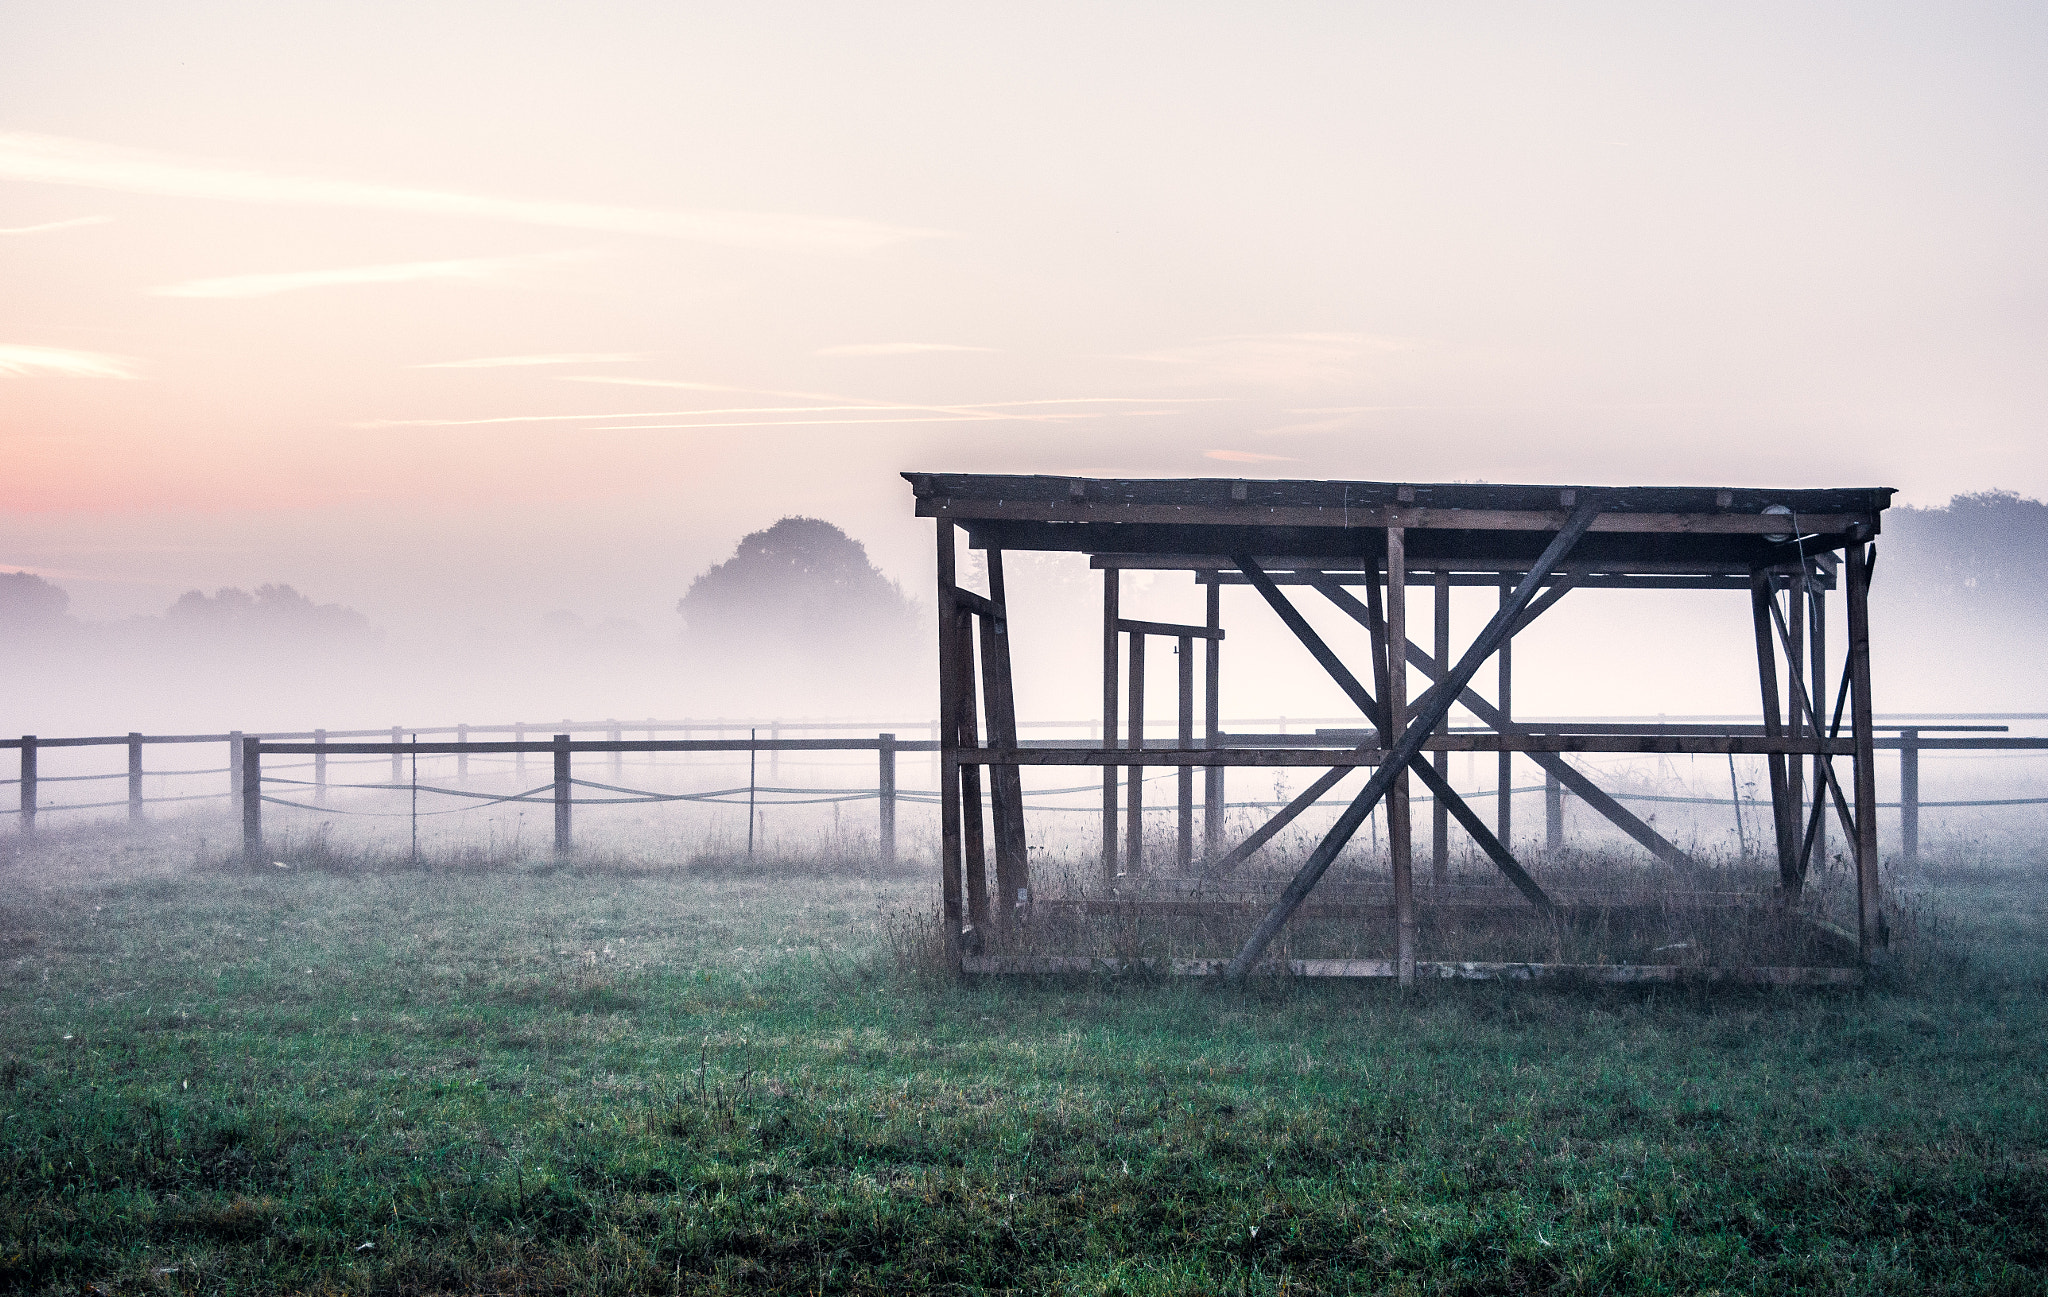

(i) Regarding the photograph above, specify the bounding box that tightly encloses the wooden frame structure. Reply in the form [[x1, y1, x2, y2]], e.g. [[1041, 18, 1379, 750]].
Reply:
[[909, 473, 1895, 983]]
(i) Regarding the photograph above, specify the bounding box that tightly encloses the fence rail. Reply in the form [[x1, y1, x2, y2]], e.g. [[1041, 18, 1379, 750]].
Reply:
[[10, 715, 2048, 867]]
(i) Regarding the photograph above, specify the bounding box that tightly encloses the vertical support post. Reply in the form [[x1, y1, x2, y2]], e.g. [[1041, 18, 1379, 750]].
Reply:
[[456, 723, 470, 781], [1751, 571, 1801, 893], [1177, 633, 1194, 871], [1846, 538, 1882, 956], [878, 733, 897, 867], [1386, 527, 1414, 986], [1900, 728, 1920, 863], [936, 521, 965, 936], [1809, 588, 1827, 868], [127, 732, 144, 824], [956, 610, 990, 924], [552, 733, 572, 861], [1431, 571, 1450, 884], [1126, 630, 1146, 874], [1544, 768, 1562, 852], [314, 728, 328, 803], [228, 731, 243, 819], [1787, 573, 1806, 842], [608, 721, 622, 780], [1203, 579, 1223, 862], [390, 726, 403, 785], [241, 736, 262, 866], [1101, 568, 1120, 880], [980, 550, 1030, 916], [1497, 579, 1513, 845], [19, 736, 36, 837]]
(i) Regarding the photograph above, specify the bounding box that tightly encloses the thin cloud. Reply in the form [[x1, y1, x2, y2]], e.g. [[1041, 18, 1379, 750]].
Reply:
[[414, 352, 645, 369], [0, 345, 137, 379], [0, 131, 948, 253], [815, 342, 1000, 357], [150, 250, 590, 299], [1205, 449, 1296, 463], [0, 214, 112, 235]]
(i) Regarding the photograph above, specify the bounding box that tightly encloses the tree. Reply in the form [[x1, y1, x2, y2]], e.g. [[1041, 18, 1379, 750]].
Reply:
[[163, 584, 375, 644], [1880, 490, 2048, 612], [678, 517, 921, 669], [0, 570, 75, 640]]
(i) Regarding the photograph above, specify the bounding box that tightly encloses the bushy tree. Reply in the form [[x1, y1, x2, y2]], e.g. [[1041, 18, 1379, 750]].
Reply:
[[163, 584, 375, 643], [678, 517, 921, 668], [1882, 490, 2048, 611], [0, 570, 75, 640]]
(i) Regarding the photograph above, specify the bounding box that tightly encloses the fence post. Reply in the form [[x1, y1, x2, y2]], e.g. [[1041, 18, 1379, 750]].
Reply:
[[553, 734, 572, 861], [228, 731, 243, 818], [1899, 728, 1920, 863], [878, 733, 897, 867], [390, 726, 403, 785], [457, 723, 469, 781], [242, 736, 263, 866], [128, 732, 144, 824], [314, 729, 327, 802], [18, 736, 35, 838], [1544, 768, 1562, 852]]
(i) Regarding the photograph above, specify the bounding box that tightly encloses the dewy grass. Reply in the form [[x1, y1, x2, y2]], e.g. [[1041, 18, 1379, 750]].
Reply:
[[2, 822, 2045, 1294]]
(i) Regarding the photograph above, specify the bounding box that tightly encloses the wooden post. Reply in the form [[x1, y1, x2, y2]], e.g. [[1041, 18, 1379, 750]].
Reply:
[[228, 731, 243, 818], [1846, 539, 1882, 955], [936, 521, 965, 937], [608, 720, 622, 780], [878, 733, 897, 867], [1432, 571, 1450, 884], [18, 736, 35, 837], [552, 734, 572, 861], [1203, 580, 1223, 862], [241, 736, 262, 866], [127, 732, 144, 824], [1177, 632, 1195, 871], [1751, 572, 1801, 893], [390, 726, 403, 785], [1101, 568, 1120, 880], [1386, 527, 1414, 986], [1126, 629, 1146, 874], [456, 724, 470, 781], [1786, 573, 1807, 849], [1544, 768, 1562, 852], [314, 729, 328, 803], [957, 609, 990, 924], [1809, 589, 1827, 868], [1900, 728, 1920, 863], [1497, 578, 1512, 845], [980, 550, 1030, 915]]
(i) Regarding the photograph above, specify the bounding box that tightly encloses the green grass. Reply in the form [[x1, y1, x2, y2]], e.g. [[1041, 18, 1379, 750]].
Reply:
[[3, 829, 2046, 1294]]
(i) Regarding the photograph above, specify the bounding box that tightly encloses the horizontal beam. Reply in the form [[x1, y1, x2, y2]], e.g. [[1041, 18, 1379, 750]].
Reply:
[[952, 589, 1002, 620], [963, 736, 1864, 764], [920, 497, 1873, 535], [262, 739, 943, 755], [962, 955, 1863, 985], [1116, 617, 1224, 640]]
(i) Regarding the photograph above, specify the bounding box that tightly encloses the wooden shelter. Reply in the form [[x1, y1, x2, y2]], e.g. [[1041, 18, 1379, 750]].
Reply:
[[906, 472, 1892, 983]]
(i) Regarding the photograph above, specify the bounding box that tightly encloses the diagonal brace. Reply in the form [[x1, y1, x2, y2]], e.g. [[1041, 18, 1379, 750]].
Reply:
[[1226, 502, 1600, 979], [1233, 557, 1549, 904], [1309, 576, 1693, 867]]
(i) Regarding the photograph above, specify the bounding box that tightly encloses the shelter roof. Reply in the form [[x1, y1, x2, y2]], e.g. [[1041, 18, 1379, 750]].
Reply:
[[903, 473, 1891, 584]]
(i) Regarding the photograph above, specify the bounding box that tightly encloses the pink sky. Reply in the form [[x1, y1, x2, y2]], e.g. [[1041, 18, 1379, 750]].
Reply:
[[3, 1, 2045, 648]]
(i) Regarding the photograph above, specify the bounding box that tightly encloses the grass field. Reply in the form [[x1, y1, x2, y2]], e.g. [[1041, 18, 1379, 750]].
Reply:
[[4, 824, 2046, 1295]]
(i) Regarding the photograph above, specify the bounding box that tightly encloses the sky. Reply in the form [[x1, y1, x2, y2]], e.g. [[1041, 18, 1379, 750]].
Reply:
[[3, 2, 2046, 724]]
